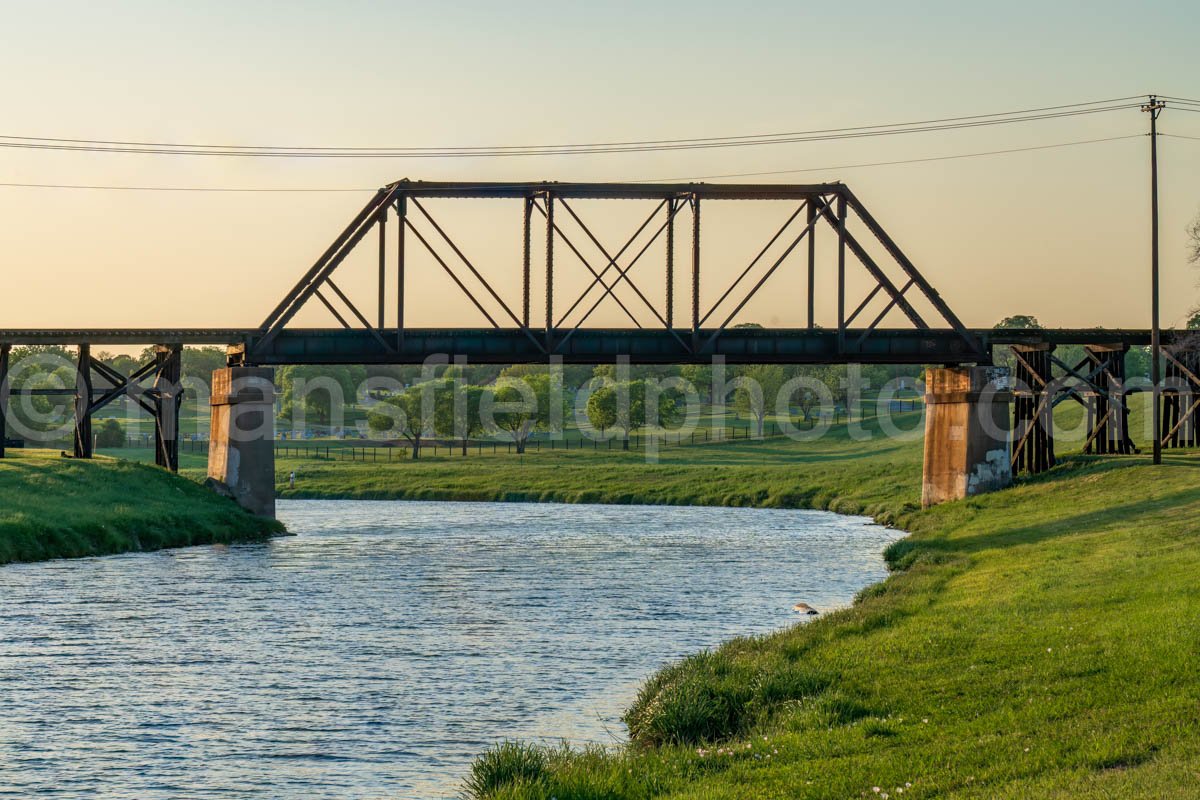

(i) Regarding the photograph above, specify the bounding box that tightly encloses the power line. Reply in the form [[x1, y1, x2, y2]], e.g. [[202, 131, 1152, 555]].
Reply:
[[0, 95, 1145, 153], [0, 182, 372, 192], [0, 100, 1145, 159], [0, 135, 1146, 192], [1162, 133, 1200, 142], [643, 135, 1143, 182]]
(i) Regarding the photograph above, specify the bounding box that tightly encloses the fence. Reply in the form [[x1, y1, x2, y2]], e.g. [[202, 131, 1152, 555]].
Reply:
[[140, 398, 927, 462]]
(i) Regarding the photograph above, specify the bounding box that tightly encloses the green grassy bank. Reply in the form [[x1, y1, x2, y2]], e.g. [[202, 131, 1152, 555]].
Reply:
[[456, 453, 1200, 799], [0, 450, 282, 565]]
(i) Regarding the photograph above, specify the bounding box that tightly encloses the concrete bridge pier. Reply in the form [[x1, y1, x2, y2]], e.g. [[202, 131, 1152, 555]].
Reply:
[[922, 366, 1013, 508], [207, 367, 276, 518]]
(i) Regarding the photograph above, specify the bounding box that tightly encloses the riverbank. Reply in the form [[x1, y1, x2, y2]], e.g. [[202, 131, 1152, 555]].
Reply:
[[457, 448, 1200, 798], [0, 450, 282, 565]]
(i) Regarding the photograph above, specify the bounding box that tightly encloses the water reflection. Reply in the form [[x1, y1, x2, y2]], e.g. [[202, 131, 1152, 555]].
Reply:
[[0, 500, 898, 798]]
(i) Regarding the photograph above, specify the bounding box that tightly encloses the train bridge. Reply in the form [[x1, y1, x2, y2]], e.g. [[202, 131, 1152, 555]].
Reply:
[[1, 181, 1194, 515]]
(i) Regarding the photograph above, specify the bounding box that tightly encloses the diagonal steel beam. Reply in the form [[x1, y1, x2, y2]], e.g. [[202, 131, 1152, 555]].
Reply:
[[699, 200, 808, 327], [554, 198, 669, 328], [403, 217, 501, 329], [853, 278, 917, 349], [844, 284, 884, 327], [255, 185, 400, 355], [812, 196, 929, 330], [840, 186, 982, 355], [259, 187, 391, 333], [701, 209, 821, 352], [552, 200, 696, 352], [409, 197, 524, 328], [314, 288, 353, 329], [325, 279, 396, 354], [530, 200, 641, 328]]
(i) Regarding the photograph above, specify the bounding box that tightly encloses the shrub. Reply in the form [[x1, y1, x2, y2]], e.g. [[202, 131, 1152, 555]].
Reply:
[[95, 419, 125, 448], [623, 647, 830, 746], [464, 741, 548, 799]]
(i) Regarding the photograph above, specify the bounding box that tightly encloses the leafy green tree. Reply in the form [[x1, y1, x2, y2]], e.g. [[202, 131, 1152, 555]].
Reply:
[[679, 364, 713, 400], [277, 365, 367, 427], [732, 365, 787, 436], [585, 384, 618, 437], [6, 346, 76, 439], [483, 373, 562, 453], [367, 387, 429, 459], [433, 380, 486, 455], [585, 379, 679, 448], [181, 347, 228, 382], [994, 315, 1042, 330]]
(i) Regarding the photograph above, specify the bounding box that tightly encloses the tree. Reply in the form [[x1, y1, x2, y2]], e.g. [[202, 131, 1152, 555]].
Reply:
[[585, 385, 617, 435], [277, 365, 367, 428], [732, 365, 787, 436], [484, 373, 562, 453], [433, 380, 485, 456], [181, 347, 228, 382], [368, 387, 429, 459], [994, 315, 1042, 330], [679, 364, 713, 400], [6, 346, 76, 439]]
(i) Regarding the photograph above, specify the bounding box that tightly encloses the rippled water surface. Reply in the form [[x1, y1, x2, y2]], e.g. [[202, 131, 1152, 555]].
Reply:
[[0, 500, 898, 798]]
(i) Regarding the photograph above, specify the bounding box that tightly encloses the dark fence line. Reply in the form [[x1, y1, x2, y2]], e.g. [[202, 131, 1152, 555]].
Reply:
[[133, 399, 927, 461]]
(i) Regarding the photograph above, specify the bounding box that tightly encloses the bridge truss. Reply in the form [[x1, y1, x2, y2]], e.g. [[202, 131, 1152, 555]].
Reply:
[[244, 180, 987, 365], [2, 180, 1198, 476]]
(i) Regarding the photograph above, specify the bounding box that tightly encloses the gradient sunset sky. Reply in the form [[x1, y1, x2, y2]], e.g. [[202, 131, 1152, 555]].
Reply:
[[2, 1, 1198, 331]]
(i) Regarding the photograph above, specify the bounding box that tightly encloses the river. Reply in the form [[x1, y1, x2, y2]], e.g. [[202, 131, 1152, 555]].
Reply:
[[0, 500, 899, 798]]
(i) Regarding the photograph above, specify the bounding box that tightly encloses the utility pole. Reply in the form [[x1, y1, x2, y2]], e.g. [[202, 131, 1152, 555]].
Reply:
[[1143, 94, 1165, 465]]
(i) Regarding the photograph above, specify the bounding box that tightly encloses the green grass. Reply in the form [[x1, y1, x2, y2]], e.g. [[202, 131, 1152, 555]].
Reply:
[[0, 449, 282, 565]]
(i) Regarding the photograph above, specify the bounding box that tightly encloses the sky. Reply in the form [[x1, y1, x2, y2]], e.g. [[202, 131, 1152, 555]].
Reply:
[[1, 0, 1199, 333]]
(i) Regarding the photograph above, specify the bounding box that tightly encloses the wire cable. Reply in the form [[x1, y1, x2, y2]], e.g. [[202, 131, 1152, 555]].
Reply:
[[0, 135, 1147, 192], [0, 95, 1147, 153], [0, 101, 1145, 159], [641, 135, 1143, 182]]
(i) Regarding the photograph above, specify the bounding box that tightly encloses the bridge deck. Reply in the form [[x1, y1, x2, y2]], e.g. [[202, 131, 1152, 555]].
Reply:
[[0, 327, 1172, 364]]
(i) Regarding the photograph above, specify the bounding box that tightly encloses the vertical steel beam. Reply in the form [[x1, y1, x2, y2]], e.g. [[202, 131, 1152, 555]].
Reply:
[[523, 196, 533, 328], [378, 206, 388, 330], [0, 343, 9, 459], [691, 194, 700, 349], [836, 194, 847, 353], [396, 194, 406, 348], [545, 192, 555, 350], [665, 198, 675, 330], [74, 344, 93, 459], [806, 198, 816, 329], [154, 344, 182, 472]]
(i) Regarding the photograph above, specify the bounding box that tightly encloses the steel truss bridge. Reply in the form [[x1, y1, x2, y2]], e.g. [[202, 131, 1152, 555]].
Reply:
[[1, 181, 1197, 475]]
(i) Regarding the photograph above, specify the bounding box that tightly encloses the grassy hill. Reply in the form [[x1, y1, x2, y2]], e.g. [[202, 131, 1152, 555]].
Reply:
[[0, 450, 282, 565]]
